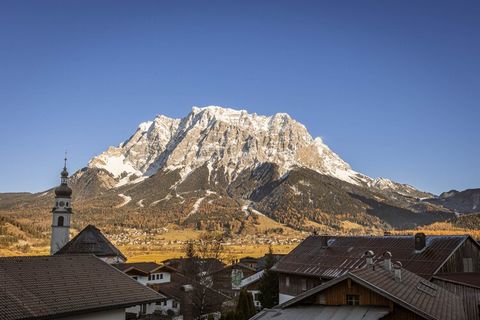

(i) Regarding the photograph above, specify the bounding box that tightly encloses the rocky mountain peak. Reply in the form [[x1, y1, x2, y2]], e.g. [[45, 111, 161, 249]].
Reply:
[[84, 105, 425, 197]]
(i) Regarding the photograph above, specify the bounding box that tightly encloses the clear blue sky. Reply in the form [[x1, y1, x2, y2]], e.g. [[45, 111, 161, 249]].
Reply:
[[0, 0, 478, 194]]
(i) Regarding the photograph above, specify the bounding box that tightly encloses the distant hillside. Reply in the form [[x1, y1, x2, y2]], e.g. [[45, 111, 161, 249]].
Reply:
[[424, 188, 480, 213]]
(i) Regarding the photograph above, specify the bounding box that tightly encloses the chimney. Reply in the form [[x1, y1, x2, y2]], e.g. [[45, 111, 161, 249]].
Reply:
[[383, 251, 392, 271], [414, 232, 426, 252], [181, 284, 194, 320], [365, 250, 374, 267], [320, 236, 329, 248], [393, 261, 402, 282]]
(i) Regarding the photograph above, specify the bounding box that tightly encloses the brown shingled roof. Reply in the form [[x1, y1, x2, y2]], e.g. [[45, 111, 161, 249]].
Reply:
[[54, 225, 126, 261], [114, 262, 161, 273], [0, 255, 164, 320], [273, 235, 472, 279], [282, 263, 466, 320]]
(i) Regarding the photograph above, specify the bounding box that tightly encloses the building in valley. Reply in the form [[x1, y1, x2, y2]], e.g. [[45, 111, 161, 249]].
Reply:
[[253, 256, 467, 320], [0, 255, 164, 320], [273, 233, 480, 303]]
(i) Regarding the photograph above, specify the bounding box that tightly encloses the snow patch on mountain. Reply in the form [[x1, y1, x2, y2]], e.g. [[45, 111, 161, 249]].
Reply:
[[86, 105, 425, 196], [116, 194, 132, 208]]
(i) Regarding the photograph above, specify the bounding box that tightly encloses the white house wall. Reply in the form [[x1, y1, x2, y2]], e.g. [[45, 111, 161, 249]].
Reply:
[[148, 272, 171, 284], [126, 302, 157, 316], [156, 298, 180, 315]]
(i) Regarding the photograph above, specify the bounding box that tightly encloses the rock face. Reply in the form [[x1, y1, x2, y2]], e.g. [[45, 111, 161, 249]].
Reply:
[[87, 106, 400, 190], [61, 106, 452, 231]]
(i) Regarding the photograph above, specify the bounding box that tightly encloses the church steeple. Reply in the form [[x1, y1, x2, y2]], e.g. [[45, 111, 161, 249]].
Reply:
[[51, 156, 73, 255]]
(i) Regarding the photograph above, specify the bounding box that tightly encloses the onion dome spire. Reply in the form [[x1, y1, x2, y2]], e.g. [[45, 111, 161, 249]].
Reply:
[[55, 154, 72, 198], [61, 155, 69, 182]]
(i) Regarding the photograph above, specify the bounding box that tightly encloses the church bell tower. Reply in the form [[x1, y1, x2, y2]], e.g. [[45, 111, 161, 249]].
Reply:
[[50, 157, 73, 254]]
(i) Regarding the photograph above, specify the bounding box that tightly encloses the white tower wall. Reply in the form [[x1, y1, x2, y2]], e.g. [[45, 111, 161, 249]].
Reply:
[[50, 161, 73, 255]]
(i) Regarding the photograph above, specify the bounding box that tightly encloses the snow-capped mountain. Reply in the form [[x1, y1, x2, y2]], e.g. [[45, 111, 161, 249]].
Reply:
[[88, 106, 379, 189], [64, 106, 451, 231]]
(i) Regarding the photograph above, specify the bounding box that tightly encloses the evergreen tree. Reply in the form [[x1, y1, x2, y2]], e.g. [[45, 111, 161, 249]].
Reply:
[[235, 289, 256, 320], [258, 246, 279, 308]]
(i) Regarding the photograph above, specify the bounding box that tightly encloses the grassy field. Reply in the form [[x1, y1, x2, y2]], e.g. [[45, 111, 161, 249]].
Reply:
[[123, 244, 297, 263]]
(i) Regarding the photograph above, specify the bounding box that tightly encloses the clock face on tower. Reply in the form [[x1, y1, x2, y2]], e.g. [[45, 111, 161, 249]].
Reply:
[[59, 201, 65, 207]]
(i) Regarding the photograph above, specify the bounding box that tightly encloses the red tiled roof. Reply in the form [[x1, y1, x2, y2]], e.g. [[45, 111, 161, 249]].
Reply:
[[0, 255, 164, 320], [273, 235, 471, 279]]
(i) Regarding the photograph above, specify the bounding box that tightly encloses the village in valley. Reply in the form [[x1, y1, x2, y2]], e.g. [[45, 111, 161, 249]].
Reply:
[[1, 160, 479, 320]]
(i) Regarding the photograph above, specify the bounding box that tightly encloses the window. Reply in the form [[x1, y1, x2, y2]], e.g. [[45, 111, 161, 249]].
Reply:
[[66, 202, 69, 207], [463, 258, 473, 272], [346, 294, 360, 306], [148, 275, 152, 281], [285, 276, 290, 288], [57, 216, 64, 227], [301, 279, 307, 291], [160, 273, 163, 279], [172, 301, 178, 308]]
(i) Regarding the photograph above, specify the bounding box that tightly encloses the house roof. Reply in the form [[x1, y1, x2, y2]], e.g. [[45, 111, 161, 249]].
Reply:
[[0, 255, 164, 320], [54, 224, 127, 260], [255, 254, 285, 271], [113, 262, 177, 277], [162, 257, 225, 274], [433, 273, 480, 289], [251, 306, 390, 320], [273, 234, 474, 279], [209, 262, 257, 276], [114, 262, 160, 273], [282, 263, 466, 320], [149, 271, 230, 305], [240, 270, 265, 289]]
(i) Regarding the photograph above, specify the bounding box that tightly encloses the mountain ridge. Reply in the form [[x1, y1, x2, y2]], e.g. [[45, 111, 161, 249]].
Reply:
[[0, 106, 458, 237], [85, 105, 429, 198]]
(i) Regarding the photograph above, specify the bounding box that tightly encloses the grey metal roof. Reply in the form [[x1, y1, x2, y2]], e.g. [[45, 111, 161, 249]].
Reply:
[[0, 255, 164, 320], [251, 306, 389, 320]]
